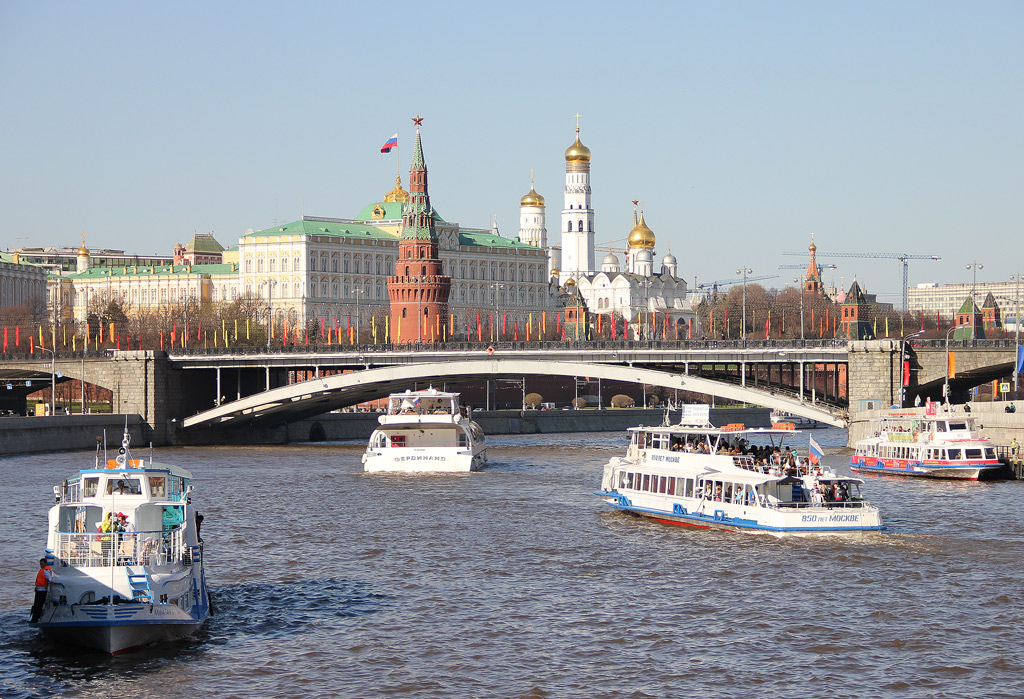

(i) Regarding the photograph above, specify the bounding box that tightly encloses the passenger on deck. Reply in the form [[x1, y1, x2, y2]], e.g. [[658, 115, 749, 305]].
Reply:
[[832, 483, 845, 502], [713, 485, 723, 501], [810, 483, 824, 506]]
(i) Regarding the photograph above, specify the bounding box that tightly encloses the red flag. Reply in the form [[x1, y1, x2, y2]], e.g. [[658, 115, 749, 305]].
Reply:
[[514, 321, 518, 341], [2, 326, 6, 352], [305, 327, 309, 346], [160, 332, 164, 350], [502, 313, 506, 336], [197, 321, 201, 341], [171, 322, 176, 346], [116, 334, 121, 350], [765, 317, 770, 338], [321, 317, 325, 338], [476, 314, 481, 341]]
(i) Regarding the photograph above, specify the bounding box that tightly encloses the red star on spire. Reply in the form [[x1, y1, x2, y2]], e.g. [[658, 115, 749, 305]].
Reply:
[[412, 114, 424, 127]]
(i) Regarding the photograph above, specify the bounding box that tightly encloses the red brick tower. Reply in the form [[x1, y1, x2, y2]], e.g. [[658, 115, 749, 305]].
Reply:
[[387, 116, 451, 343]]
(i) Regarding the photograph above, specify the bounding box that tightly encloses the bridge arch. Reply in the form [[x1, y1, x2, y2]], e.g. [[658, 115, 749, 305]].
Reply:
[[181, 358, 845, 429]]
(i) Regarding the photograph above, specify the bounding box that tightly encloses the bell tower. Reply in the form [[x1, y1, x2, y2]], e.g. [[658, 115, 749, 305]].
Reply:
[[387, 116, 452, 343], [560, 113, 595, 284]]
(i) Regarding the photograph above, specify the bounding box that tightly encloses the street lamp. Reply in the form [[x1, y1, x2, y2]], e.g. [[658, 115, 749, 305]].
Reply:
[[899, 329, 925, 407], [736, 267, 752, 344], [944, 323, 965, 406], [1011, 273, 1022, 397], [491, 283, 505, 342], [259, 279, 277, 349], [793, 277, 805, 342], [353, 287, 364, 347], [35, 346, 55, 416], [966, 261, 983, 318]]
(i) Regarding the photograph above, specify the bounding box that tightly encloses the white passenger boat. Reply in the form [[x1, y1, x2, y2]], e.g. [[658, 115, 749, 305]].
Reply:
[[770, 409, 823, 429], [850, 408, 1002, 480], [35, 429, 209, 654], [597, 406, 883, 535], [362, 388, 487, 472]]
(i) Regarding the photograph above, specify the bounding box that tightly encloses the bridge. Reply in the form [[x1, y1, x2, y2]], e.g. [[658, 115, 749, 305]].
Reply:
[[0, 338, 1017, 444]]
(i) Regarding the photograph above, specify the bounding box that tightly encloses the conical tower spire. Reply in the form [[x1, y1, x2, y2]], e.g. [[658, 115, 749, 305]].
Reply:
[[400, 115, 436, 242]]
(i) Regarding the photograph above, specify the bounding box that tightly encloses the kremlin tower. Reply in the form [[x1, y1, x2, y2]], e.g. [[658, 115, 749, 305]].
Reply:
[[804, 234, 823, 294], [560, 115, 595, 284], [386, 117, 451, 343]]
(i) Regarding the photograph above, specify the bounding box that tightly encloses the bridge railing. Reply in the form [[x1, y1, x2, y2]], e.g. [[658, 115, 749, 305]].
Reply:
[[910, 338, 1020, 349], [161, 338, 852, 358]]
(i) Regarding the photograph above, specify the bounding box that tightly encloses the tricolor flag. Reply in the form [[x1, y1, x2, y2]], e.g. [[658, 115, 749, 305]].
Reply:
[[380, 133, 398, 153], [808, 436, 824, 466]]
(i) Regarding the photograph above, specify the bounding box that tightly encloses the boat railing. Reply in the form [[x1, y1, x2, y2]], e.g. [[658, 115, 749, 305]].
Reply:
[[774, 500, 867, 509], [54, 528, 187, 568]]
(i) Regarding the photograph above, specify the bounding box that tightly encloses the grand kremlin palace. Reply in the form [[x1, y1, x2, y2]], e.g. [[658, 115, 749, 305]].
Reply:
[[50, 180, 558, 329]]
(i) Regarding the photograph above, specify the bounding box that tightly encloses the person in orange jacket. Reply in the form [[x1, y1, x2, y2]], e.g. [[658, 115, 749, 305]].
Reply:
[[30, 558, 53, 623]]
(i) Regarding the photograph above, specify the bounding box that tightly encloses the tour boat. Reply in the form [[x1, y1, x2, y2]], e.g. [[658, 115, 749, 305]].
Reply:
[[850, 408, 1002, 480], [596, 406, 883, 535], [362, 388, 487, 472], [35, 428, 209, 654], [770, 409, 823, 429]]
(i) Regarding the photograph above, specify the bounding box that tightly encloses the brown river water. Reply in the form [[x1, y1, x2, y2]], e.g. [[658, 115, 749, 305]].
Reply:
[[2, 428, 1024, 698]]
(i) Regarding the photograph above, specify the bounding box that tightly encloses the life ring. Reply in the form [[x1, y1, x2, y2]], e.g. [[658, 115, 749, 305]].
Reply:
[[486, 345, 495, 356]]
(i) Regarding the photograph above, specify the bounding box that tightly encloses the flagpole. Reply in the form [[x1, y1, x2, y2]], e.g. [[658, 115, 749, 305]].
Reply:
[[396, 128, 400, 178]]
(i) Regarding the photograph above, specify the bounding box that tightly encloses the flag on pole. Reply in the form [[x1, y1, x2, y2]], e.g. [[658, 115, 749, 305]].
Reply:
[[380, 133, 398, 153], [808, 436, 824, 465]]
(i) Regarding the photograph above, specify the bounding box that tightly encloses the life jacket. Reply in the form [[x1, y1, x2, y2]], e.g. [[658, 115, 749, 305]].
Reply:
[[35, 566, 52, 588]]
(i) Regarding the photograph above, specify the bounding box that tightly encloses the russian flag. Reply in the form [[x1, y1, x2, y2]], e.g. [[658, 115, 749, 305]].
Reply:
[[808, 436, 824, 465], [381, 133, 398, 153]]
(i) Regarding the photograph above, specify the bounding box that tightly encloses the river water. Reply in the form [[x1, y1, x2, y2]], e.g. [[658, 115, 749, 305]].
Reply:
[[2, 428, 1024, 698]]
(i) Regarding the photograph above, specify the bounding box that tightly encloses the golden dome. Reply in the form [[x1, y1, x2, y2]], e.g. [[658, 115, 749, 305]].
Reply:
[[520, 185, 545, 207], [564, 133, 591, 163], [549, 267, 559, 276], [383, 174, 408, 203], [627, 212, 656, 249], [565, 277, 576, 287], [78, 244, 90, 258]]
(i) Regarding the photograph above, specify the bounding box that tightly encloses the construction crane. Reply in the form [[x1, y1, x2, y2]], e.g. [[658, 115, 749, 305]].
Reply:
[[778, 263, 837, 272], [696, 274, 779, 299], [782, 251, 941, 311]]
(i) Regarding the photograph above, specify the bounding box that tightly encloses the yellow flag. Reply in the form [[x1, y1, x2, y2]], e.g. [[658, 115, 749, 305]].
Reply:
[[246, 318, 250, 340], [948, 352, 956, 379], [372, 316, 377, 343], [72, 335, 76, 351], [885, 316, 889, 337]]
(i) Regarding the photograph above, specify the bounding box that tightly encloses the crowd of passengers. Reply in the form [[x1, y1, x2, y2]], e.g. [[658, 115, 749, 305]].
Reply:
[[667, 436, 812, 472]]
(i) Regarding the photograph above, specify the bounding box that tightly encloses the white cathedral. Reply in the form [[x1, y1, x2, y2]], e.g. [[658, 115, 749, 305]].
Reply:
[[516, 122, 695, 328]]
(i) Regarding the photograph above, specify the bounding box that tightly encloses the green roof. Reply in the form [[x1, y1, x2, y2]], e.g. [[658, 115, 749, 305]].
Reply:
[[0, 251, 42, 267], [185, 233, 224, 253], [353, 201, 405, 221], [63, 263, 237, 280], [248, 219, 397, 241], [956, 296, 977, 314], [459, 230, 535, 250]]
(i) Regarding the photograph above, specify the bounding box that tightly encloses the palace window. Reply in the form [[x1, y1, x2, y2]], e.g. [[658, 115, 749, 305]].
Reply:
[[269, 258, 276, 273], [568, 221, 573, 232], [257, 258, 264, 273]]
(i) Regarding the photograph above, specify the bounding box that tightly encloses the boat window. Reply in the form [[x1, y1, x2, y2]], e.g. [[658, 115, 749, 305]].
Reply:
[[965, 449, 983, 459], [168, 477, 187, 501], [391, 435, 406, 447], [949, 422, 967, 431], [163, 505, 184, 530], [659, 476, 668, 494], [642, 474, 650, 491], [985, 448, 996, 459], [667, 477, 676, 494], [948, 449, 962, 460], [83, 477, 99, 498], [105, 478, 142, 495], [148, 476, 167, 498]]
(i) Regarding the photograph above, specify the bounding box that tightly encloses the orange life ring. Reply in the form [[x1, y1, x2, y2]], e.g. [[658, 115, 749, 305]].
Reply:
[[486, 345, 495, 355]]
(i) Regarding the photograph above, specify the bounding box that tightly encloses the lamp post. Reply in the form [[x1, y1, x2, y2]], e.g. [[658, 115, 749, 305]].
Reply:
[[793, 277, 805, 342], [353, 287, 363, 347], [417, 275, 422, 343], [966, 261, 983, 322], [35, 346, 55, 416], [1012, 273, 1022, 397], [736, 267, 752, 344], [259, 279, 277, 349], [899, 329, 925, 407], [944, 323, 963, 406], [491, 283, 504, 342]]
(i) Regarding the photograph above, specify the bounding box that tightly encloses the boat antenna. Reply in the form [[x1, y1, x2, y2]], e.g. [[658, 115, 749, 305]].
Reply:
[[103, 429, 107, 465], [149, 441, 154, 465]]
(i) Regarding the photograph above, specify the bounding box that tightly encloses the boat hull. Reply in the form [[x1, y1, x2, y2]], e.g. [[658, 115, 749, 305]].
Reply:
[[599, 493, 884, 536], [363, 448, 486, 473], [850, 456, 1001, 481], [38, 603, 207, 654]]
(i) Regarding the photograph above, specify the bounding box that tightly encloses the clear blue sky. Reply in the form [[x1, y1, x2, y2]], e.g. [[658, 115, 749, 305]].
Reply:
[[2, 1, 1021, 304]]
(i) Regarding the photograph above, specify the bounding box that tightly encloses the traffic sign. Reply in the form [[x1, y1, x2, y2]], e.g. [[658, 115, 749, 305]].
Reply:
[[1000, 383, 1011, 394]]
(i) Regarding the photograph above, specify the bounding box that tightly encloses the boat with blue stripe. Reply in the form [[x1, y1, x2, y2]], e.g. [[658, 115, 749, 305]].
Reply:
[[34, 427, 209, 654], [596, 405, 884, 536], [850, 407, 1001, 480]]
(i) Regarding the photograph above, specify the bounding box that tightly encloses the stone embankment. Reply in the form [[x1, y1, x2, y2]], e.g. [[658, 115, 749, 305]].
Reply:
[[1, 407, 771, 454]]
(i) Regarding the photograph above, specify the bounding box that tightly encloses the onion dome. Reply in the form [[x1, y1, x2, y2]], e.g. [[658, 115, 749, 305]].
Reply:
[[662, 251, 677, 267], [550, 267, 559, 277], [635, 249, 654, 263], [627, 212, 656, 249], [564, 133, 591, 163], [602, 252, 619, 266], [565, 277, 576, 287], [77, 243, 90, 258], [520, 185, 545, 207]]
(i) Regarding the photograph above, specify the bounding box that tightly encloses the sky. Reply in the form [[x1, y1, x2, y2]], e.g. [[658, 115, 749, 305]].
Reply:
[[1, 1, 1022, 305]]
